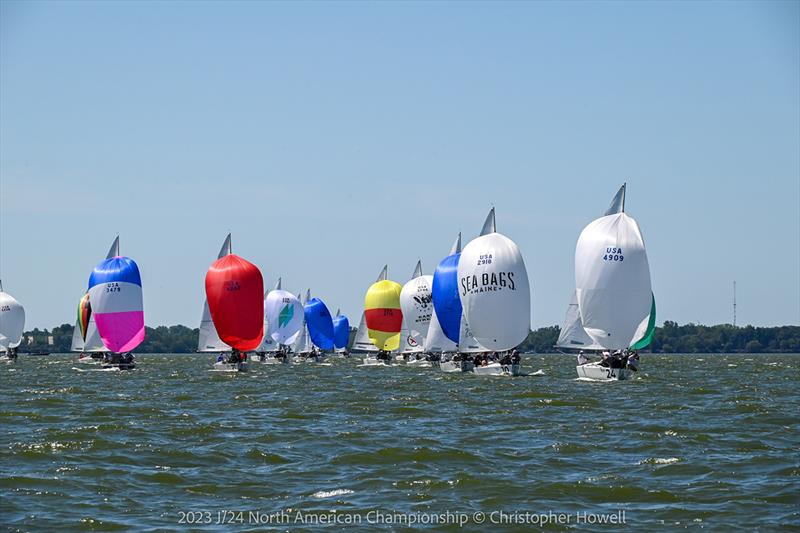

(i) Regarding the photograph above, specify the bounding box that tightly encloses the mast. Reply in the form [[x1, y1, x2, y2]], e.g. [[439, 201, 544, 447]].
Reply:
[[733, 280, 737, 327]]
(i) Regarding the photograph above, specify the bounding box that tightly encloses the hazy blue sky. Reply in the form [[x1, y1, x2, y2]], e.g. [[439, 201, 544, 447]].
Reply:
[[1, 0, 798, 330]]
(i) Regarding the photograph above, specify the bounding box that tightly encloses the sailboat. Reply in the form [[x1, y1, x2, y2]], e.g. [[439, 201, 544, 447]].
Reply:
[[332, 309, 350, 356], [361, 265, 403, 366], [88, 236, 144, 369], [398, 260, 433, 366], [0, 281, 25, 363], [205, 235, 264, 372], [432, 233, 482, 373], [459, 208, 531, 376], [350, 311, 378, 356], [253, 280, 280, 362], [290, 290, 313, 361], [71, 292, 107, 363], [198, 234, 233, 356], [261, 278, 303, 364], [565, 184, 655, 380], [304, 291, 335, 361]]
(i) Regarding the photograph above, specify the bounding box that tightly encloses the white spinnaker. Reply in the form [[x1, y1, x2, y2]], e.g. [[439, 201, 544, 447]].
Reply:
[[575, 212, 652, 350], [351, 312, 378, 353], [265, 290, 303, 345], [458, 232, 531, 351], [399, 274, 433, 353], [423, 307, 456, 353], [458, 314, 486, 353], [555, 290, 604, 350], [198, 299, 231, 352], [0, 289, 25, 351]]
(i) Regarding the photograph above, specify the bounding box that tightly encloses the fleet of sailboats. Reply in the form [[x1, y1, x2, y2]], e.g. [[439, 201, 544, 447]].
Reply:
[[4, 190, 656, 381]]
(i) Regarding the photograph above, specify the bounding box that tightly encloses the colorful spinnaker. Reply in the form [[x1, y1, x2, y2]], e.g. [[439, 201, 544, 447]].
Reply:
[[333, 309, 350, 351], [204, 236, 264, 352], [264, 278, 304, 345], [304, 292, 335, 351], [0, 281, 25, 352], [87, 237, 145, 353], [573, 184, 654, 350], [399, 260, 432, 354], [458, 208, 531, 350], [364, 266, 403, 351], [431, 234, 463, 344]]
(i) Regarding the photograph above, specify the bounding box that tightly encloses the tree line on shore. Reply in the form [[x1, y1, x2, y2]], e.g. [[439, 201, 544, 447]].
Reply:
[[18, 322, 800, 354]]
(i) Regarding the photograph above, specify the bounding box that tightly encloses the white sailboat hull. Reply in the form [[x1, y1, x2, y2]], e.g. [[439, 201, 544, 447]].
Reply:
[[360, 356, 388, 366], [576, 362, 628, 381], [473, 362, 521, 376], [440, 360, 474, 373], [213, 361, 248, 372]]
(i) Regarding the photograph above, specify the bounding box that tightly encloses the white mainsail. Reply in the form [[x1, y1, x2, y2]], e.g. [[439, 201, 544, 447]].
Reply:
[[351, 311, 378, 353], [291, 290, 312, 354], [423, 307, 456, 353], [457, 314, 487, 353], [0, 282, 25, 352], [71, 314, 106, 352], [457, 208, 531, 351], [574, 184, 652, 350], [555, 290, 604, 350], [197, 234, 232, 353]]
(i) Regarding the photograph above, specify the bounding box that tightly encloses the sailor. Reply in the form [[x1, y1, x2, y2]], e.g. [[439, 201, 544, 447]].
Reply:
[[511, 350, 521, 365], [600, 351, 611, 367], [577, 351, 589, 366], [627, 351, 640, 371], [216, 353, 225, 363]]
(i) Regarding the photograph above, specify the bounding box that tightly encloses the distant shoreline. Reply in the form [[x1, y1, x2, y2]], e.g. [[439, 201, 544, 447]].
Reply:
[[18, 322, 800, 355]]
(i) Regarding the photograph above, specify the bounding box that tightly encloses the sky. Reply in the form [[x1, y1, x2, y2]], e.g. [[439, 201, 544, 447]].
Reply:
[[1, 0, 798, 331]]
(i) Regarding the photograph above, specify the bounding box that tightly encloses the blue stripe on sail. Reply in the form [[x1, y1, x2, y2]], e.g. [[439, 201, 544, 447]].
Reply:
[[432, 253, 461, 344], [304, 298, 335, 350], [89, 257, 142, 289]]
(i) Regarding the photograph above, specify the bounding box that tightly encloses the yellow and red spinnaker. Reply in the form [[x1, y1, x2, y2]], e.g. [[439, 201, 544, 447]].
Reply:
[[364, 280, 403, 351]]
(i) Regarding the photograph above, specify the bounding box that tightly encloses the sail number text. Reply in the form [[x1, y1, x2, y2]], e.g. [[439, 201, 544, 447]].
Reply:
[[104, 283, 121, 293], [603, 247, 624, 262]]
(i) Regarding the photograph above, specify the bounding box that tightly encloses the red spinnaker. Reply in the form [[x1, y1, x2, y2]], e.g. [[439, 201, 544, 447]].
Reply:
[[204, 254, 264, 351]]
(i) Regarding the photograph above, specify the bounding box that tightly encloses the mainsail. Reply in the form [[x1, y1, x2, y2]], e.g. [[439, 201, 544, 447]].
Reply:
[[351, 312, 377, 353], [423, 307, 457, 353], [87, 237, 145, 353], [555, 290, 604, 350], [574, 184, 653, 350]]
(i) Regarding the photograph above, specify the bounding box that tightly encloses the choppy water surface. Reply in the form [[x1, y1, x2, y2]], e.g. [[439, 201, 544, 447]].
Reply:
[[1, 354, 798, 531]]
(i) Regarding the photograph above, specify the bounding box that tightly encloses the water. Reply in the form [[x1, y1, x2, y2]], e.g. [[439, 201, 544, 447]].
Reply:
[[1, 354, 798, 531]]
